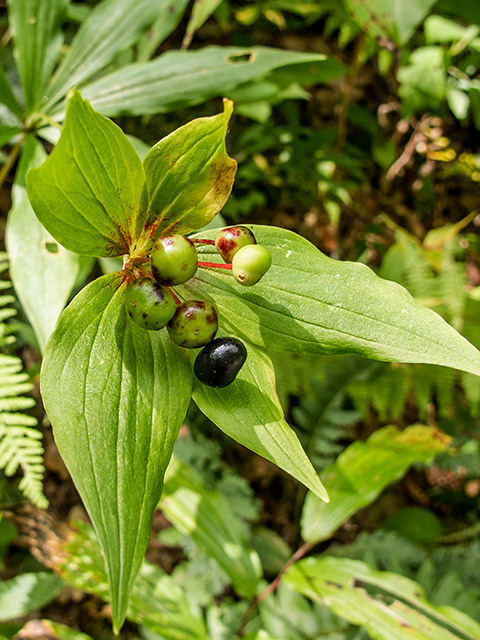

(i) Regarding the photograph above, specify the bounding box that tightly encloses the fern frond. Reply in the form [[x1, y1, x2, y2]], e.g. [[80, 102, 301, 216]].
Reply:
[[0, 424, 47, 508], [0, 256, 47, 508], [0, 308, 17, 323], [292, 355, 368, 472], [0, 294, 16, 307], [439, 244, 467, 331]]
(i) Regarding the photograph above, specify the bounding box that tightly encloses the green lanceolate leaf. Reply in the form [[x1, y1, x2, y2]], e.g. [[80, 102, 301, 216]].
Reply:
[[0, 125, 21, 148], [186, 225, 480, 377], [7, 0, 69, 112], [79, 47, 332, 117], [191, 339, 328, 502], [182, 0, 226, 50], [42, 0, 170, 113], [0, 66, 23, 119], [161, 456, 262, 598], [0, 571, 63, 621], [7, 135, 83, 353], [41, 272, 192, 632], [137, 0, 190, 61], [345, 0, 437, 45], [285, 556, 480, 640], [136, 99, 236, 245], [27, 92, 144, 257], [301, 425, 450, 545]]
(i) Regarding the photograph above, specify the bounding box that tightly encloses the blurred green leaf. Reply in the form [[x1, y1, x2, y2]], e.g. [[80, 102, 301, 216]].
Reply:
[[7, 0, 68, 111], [161, 456, 262, 598], [138, 0, 190, 61], [0, 572, 63, 622], [43, 0, 169, 112], [398, 47, 447, 115], [382, 507, 444, 544], [259, 581, 347, 640], [78, 47, 331, 117], [285, 556, 480, 640], [345, 0, 437, 44], [0, 66, 22, 119], [0, 126, 21, 148], [183, 0, 226, 50], [425, 15, 480, 51], [301, 425, 451, 544], [58, 521, 208, 640], [6, 135, 82, 353]]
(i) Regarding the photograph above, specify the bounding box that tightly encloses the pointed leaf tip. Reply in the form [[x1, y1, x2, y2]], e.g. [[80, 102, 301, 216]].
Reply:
[[27, 91, 144, 257]]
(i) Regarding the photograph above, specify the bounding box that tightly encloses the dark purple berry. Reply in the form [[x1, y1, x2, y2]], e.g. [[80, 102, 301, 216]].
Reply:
[[194, 337, 247, 388]]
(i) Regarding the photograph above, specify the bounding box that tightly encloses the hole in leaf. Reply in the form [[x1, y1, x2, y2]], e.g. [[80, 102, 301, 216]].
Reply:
[[226, 51, 256, 64], [44, 242, 60, 254]]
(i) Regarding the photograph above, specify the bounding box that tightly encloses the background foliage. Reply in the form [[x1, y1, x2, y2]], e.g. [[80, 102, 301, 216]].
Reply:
[[1, 0, 480, 638]]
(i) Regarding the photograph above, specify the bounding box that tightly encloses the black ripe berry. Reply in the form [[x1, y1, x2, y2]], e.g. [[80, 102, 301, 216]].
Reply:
[[194, 337, 247, 388]]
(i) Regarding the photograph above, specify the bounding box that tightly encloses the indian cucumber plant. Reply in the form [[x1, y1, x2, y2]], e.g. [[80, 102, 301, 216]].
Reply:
[[26, 91, 480, 632]]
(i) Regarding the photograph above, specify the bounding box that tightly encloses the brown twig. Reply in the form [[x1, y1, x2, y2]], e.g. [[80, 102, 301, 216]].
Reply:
[[0, 137, 23, 192], [385, 114, 430, 182], [235, 541, 312, 638]]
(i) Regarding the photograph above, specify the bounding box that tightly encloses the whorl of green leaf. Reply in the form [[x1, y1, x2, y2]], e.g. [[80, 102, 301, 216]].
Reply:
[[0, 252, 47, 508]]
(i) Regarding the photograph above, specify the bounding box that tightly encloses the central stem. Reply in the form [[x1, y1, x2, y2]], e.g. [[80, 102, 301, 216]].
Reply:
[[198, 261, 232, 270]]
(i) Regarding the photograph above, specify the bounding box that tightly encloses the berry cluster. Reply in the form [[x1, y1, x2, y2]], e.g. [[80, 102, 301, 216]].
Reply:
[[124, 226, 271, 387]]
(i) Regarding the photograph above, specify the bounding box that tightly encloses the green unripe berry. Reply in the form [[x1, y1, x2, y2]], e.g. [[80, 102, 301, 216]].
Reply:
[[151, 234, 198, 286], [167, 300, 218, 348], [232, 244, 272, 286], [125, 277, 176, 331], [215, 226, 256, 263], [194, 337, 247, 388]]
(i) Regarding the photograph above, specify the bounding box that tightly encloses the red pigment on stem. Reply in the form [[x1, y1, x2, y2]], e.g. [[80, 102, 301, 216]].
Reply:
[[198, 261, 233, 269], [166, 287, 182, 305], [193, 239, 216, 245]]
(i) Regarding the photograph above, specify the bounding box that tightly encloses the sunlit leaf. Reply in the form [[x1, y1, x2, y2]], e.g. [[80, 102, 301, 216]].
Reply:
[[285, 556, 480, 640], [185, 225, 480, 377], [27, 92, 144, 257], [0, 572, 63, 621], [301, 425, 450, 544], [161, 456, 262, 598], [136, 99, 236, 244]]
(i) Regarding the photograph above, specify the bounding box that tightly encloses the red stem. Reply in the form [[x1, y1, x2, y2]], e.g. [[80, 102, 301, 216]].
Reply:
[[193, 239, 216, 245], [198, 261, 232, 269], [165, 287, 182, 305]]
